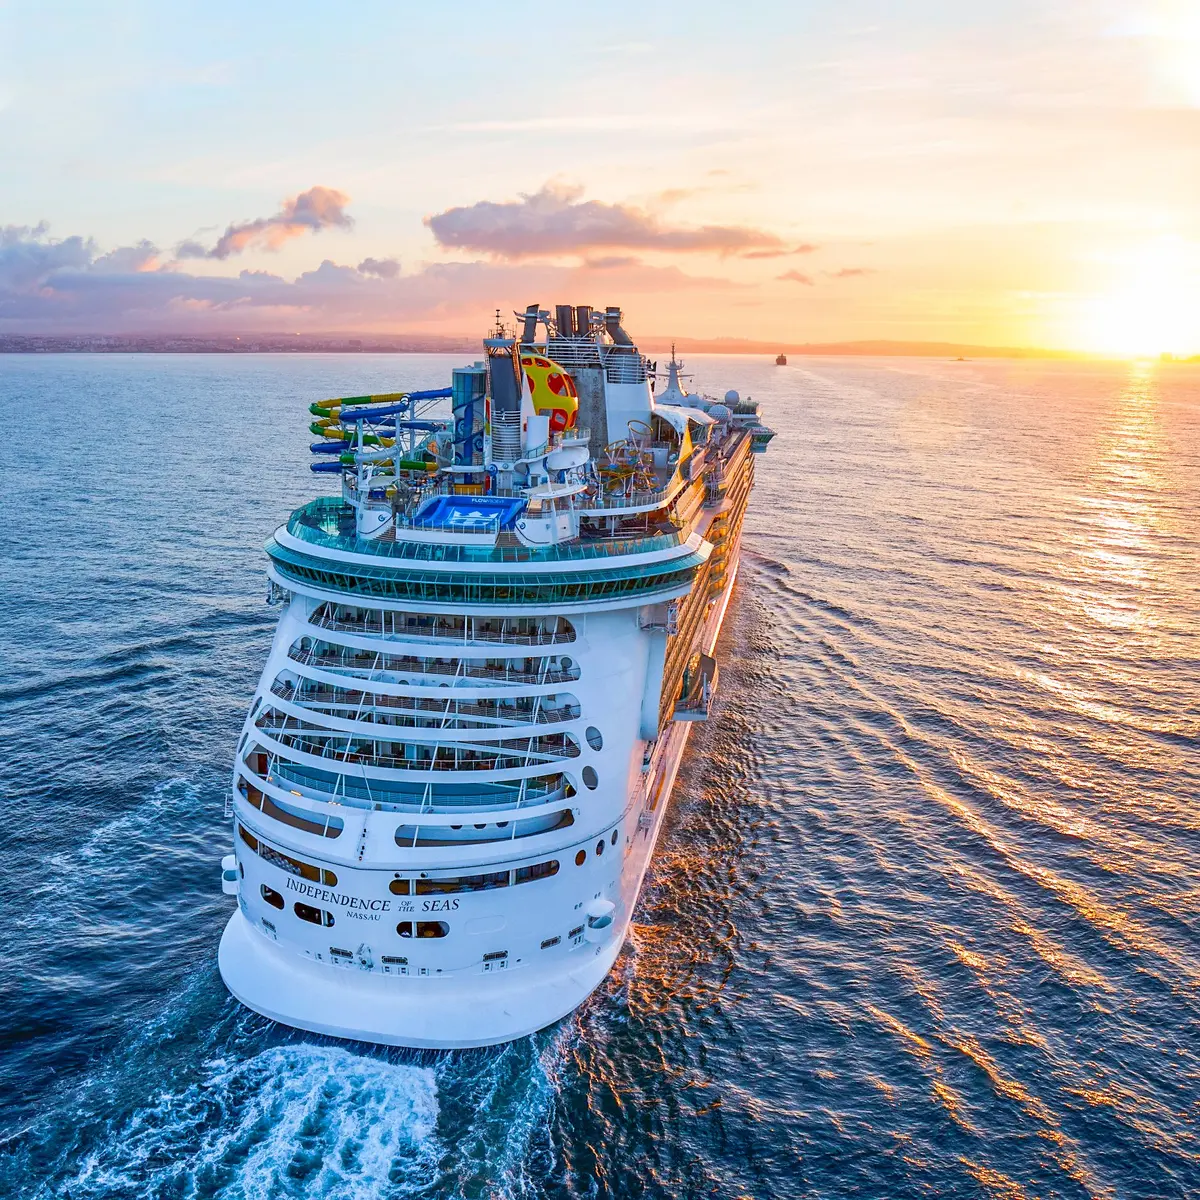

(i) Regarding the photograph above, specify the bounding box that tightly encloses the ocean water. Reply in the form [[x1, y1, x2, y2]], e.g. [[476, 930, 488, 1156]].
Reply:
[[1, 351, 1198, 1200]]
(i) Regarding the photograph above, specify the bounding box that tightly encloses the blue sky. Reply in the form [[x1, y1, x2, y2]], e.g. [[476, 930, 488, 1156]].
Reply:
[[2, 0, 1198, 349]]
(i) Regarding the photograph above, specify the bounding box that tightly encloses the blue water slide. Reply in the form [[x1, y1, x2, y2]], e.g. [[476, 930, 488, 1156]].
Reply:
[[406, 387, 453, 401], [341, 402, 447, 426], [310, 441, 347, 454], [310, 460, 344, 473]]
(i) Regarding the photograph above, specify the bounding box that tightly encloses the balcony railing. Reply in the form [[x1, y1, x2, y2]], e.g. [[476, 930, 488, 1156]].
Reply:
[[264, 757, 572, 812], [289, 645, 580, 686], [308, 607, 575, 647], [272, 680, 579, 728]]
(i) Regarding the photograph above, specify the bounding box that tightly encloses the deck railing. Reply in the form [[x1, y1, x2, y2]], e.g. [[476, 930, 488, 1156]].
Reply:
[[265, 758, 570, 812], [308, 609, 575, 647], [271, 680, 580, 726], [289, 497, 684, 563], [288, 646, 580, 686]]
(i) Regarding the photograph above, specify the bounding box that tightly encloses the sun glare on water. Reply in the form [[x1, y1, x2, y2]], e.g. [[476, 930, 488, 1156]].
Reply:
[[1076, 238, 1200, 358]]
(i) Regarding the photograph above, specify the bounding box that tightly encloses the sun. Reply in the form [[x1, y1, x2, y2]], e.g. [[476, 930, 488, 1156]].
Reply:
[[1074, 237, 1200, 358]]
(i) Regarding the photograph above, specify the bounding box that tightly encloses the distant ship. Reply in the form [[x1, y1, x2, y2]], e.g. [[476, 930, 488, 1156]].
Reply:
[[775, 353, 787, 366], [217, 302, 775, 1048]]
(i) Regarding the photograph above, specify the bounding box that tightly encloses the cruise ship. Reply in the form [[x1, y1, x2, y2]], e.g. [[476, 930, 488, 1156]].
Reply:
[[218, 303, 774, 1048]]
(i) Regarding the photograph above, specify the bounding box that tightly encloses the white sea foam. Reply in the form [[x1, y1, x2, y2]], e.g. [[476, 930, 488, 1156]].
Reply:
[[57, 1045, 440, 1200]]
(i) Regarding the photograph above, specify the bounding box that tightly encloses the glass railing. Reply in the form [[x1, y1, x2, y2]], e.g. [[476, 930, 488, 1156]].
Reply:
[[286, 498, 684, 565], [267, 758, 568, 811]]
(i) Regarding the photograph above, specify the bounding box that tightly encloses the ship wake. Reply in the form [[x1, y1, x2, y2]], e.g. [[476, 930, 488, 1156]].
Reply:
[[53, 1045, 440, 1200]]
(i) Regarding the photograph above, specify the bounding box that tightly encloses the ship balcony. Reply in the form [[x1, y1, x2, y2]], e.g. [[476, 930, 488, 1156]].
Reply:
[[673, 652, 719, 722], [308, 604, 575, 648], [243, 756, 573, 815], [269, 679, 581, 728], [287, 644, 581, 688], [250, 722, 581, 778], [235, 768, 578, 854], [254, 702, 583, 754]]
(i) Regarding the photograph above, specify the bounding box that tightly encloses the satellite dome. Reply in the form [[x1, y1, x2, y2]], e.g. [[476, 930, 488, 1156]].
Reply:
[[724, 389, 740, 404], [709, 404, 731, 421]]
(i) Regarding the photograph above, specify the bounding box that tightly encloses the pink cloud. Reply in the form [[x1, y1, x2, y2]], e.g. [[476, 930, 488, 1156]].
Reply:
[[426, 182, 785, 259], [176, 186, 353, 260]]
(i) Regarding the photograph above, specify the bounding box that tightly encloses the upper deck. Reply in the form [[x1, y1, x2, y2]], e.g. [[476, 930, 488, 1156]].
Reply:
[[275, 304, 772, 608]]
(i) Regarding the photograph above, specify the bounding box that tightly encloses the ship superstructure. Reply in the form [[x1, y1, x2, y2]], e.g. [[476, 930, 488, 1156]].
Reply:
[[218, 303, 774, 1047]]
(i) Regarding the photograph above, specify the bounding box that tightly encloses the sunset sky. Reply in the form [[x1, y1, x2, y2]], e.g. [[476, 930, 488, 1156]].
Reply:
[[2, 0, 1198, 353]]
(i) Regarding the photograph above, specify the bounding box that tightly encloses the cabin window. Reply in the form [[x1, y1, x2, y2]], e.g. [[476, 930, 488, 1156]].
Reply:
[[611, 829, 618, 846], [416, 871, 510, 895], [397, 921, 449, 939], [569, 925, 584, 940], [294, 902, 335, 927], [595, 840, 604, 857], [575, 850, 586, 866], [515, 860, 559, 884], [540, 936, 561, 949], [238, 823, 337, 886], [389, 878, 411, 895], [260, 884, 284, 910], [582, 766, 598, 790], [585, 727, 603, 751]]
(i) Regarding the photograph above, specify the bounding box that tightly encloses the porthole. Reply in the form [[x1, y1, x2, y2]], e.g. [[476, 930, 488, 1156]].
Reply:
[[582, 766, 598, 790], [596, 840, 604, 856], [389, 878, 410, 896], [611, 830, 618, 846], [260, 884, 284, 910], [585, 727, 603, 751], [575, 849, 586, 866]]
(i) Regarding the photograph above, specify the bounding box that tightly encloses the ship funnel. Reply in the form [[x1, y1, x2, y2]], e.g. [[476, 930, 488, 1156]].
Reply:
[[604, 306, 633, 347], [555, 304, 576, 337], [575, 304, 593, 337], [520, 303, 540, 344], [485, 339, 522, 462]]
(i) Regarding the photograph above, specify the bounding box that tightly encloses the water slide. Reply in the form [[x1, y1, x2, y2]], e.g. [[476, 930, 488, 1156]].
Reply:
[[306, 387, 453, 474]]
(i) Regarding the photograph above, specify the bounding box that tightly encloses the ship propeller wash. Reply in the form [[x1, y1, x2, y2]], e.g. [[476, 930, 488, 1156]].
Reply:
[[218, 303, 775, 1047]]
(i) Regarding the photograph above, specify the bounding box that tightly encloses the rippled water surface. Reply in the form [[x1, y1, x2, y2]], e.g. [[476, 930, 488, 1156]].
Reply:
[[1, 353, 1198, 1199]]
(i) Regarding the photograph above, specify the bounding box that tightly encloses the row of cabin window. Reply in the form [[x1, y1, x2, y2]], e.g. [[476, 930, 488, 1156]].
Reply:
[[388, 859, 558, 895], [260, 886, 449, 939]]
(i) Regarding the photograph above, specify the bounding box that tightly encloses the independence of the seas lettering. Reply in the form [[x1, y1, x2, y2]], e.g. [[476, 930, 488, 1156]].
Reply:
[[284, 876, 460, 918]]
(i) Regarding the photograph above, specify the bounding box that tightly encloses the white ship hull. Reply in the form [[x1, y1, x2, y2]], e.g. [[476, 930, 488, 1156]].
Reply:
[[218, 558, 739, 1048]]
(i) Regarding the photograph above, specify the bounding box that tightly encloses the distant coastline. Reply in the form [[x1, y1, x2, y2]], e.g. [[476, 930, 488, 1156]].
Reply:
[[0, 332, 1195, 361]]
